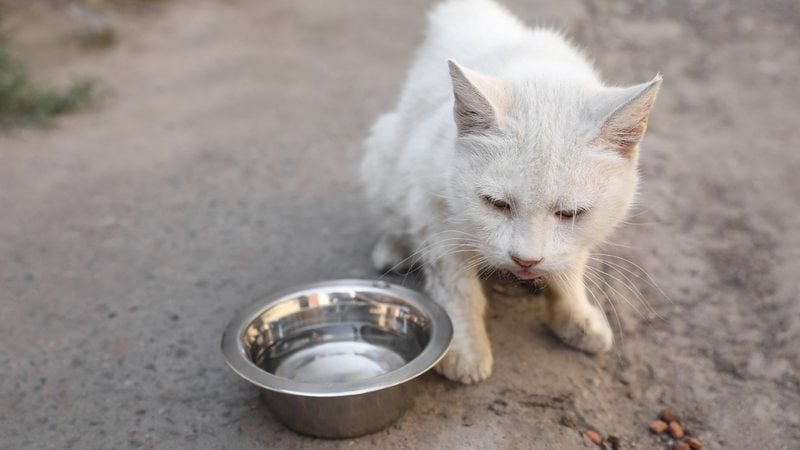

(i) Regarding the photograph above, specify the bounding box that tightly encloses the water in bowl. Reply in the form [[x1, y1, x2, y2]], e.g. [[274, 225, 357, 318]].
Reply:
[[274, 340, 407, 383]]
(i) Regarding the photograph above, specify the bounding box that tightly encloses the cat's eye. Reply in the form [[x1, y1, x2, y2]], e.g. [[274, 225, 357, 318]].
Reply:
[[555, 209, 586, 220], [482, 195, 512, 212]]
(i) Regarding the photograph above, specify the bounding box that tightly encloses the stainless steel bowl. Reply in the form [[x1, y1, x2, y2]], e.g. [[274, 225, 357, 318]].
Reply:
[[221, 279, 453, 438]]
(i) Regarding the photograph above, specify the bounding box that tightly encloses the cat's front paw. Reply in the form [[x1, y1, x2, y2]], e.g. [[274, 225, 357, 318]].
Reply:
[[434, 337, 493, 384], [549, 305, 613, 354]]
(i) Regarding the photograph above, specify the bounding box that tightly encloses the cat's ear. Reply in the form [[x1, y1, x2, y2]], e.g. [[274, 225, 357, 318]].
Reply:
[[591, 75, 662, 158], [448, 60, 507, 135]]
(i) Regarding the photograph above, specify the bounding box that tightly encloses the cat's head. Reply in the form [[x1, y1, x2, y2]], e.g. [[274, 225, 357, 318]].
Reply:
[[445, 60, 661, 279]]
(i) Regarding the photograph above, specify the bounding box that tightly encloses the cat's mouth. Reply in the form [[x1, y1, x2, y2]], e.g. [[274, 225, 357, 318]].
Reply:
[[510, 269, 544, 280], [497, 268, 549, 292]]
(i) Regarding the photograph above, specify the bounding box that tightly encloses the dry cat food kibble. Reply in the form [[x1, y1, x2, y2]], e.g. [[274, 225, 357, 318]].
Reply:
[[686, 437, 704, 449], [585, 430, 603, 446], [669, 421, 684, 439], [647, 409, 703, 449], [649, 420, 668, 434], [661, 409, 680, 423]]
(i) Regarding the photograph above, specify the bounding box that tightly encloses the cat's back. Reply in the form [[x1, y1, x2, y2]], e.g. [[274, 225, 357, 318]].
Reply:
[[426, 0, 528, 55], [415, 0, 592, 79], [397, 0, 596, 119]]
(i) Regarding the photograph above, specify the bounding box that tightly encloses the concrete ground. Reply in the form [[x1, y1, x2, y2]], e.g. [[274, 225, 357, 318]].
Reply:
[[1, 0, 799, 448]]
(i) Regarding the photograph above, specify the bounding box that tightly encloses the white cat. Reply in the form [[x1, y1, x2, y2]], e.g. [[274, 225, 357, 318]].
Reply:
[[360, 0, 661, 384]]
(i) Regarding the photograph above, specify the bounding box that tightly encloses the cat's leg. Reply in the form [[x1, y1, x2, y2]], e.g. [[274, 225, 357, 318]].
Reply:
[[545, 256, 613, 354], [425, 251, 493, 384], [371, 231, 413, 273]]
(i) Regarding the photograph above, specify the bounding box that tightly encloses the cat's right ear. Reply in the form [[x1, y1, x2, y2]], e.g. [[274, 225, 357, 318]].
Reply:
[[448, 60, 507, 136]]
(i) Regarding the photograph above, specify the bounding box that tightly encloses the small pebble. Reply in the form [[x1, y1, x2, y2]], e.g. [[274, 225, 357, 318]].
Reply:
[[560, 415, 577, 429], [687, 437, 704, 449], [488, 399, 508, 416], [585, 430, 603, 446], [674, 442, 690, 450], [669, 421, 684, 439], [649, 420, 668, 434]]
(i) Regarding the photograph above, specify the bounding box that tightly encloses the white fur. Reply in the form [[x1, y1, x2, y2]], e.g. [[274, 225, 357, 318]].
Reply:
[[361, 0, 661, 384]]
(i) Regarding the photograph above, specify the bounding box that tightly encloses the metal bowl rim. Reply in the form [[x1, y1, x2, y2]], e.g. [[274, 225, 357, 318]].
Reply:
[[221, 279, 453, 397]]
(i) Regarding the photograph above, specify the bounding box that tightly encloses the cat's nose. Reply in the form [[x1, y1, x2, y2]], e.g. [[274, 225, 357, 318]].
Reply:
[[511, 255, 542, 269]]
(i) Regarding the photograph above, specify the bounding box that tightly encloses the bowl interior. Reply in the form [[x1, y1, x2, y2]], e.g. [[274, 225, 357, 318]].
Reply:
[[242, 287, 432, 384]]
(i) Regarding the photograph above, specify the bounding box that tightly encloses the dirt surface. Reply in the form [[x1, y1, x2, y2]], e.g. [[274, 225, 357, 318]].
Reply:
[[1, 1, 799, 449]]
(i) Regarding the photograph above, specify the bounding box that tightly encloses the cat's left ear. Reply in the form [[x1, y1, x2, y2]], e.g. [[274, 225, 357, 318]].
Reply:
[[591, 75, 662, 158]]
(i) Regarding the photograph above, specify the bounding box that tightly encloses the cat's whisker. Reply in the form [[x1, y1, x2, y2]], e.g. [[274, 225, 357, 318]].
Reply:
[[618, 220, 664, 226], [432, 193, 466, 203], [598, 239, 636, 250], [420, 230, 482, 246], [430, 249, 481, 270], [378, 240, 448, 279], [378, 232, 483, 278], [396, 243, 478, 285], [624, 206, 658, 219], [586, 267, 648, 321], [587, 260, 657, 316], [458, 256, 490, 279], [580, 271, 624, 352], [387, 227, 485, 283], [585, 266, 648, 321], [590, 253, 675, 308], [588, 257, 663, 319], [381, 241, 472, 281], [584, 273, 623, 335], [571, 193, 577, 232]]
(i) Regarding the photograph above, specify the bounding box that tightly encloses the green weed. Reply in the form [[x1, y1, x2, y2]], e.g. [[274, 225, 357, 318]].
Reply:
[[0, 47, 96, 126]]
